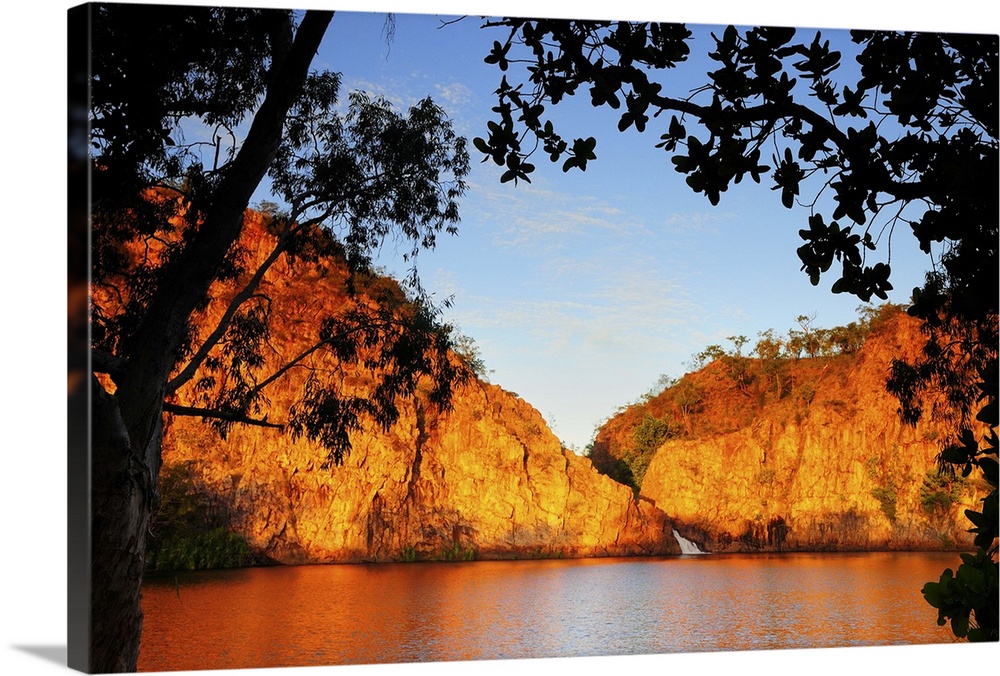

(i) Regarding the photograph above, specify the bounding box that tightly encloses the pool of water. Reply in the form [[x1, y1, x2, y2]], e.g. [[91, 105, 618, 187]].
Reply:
[[139, 551, 960, 671]]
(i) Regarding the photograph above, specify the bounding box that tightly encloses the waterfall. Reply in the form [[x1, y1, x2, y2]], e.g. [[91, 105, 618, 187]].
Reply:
[[672, 529, 707, 555]]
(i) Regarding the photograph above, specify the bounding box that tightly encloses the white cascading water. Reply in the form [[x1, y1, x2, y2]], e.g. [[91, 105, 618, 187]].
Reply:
[[672, 529, 707, 555]]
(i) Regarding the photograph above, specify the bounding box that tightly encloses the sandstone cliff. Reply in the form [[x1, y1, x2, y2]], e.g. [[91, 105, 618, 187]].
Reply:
[[160, 212, 677, 563], [593, 311, 983, 552]]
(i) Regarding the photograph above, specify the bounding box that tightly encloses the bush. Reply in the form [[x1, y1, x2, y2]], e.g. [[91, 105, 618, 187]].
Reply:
[[919, 469, 967, 515], [450, 327, 491, 381], [871, 485, 898, 523], [439, 542, 477, 561], [628, 414, 675, 489], [797, 381, 817, 406], [148, 527, 255, 572], [147, 463, 256, 572]]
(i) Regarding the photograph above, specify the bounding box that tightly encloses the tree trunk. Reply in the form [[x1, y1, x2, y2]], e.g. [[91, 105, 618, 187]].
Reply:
[[82, 12, 334, 672], [89, 379, 162, 673]]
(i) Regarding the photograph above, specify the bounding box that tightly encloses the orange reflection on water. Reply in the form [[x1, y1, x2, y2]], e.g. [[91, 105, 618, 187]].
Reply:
[[139, 552, 958, 672]]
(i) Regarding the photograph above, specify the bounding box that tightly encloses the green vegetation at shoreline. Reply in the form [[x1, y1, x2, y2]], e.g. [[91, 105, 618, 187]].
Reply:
[[146, 463, 258, 573]]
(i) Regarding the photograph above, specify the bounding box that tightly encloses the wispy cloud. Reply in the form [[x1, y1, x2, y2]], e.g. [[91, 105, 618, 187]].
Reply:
[[661, 211, 727, 236], [339, 75, 482, 140], [465, 176, 654, 253], [452, 259, 701, 356], [463, 170, 741, 257], [434, 82, 475, 108], [441, 264, 704, 448], [341, 76, 423, 111]]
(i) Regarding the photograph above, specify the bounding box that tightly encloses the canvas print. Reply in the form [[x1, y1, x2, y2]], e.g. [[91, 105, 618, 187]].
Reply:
[[67, 1, 998, 673]]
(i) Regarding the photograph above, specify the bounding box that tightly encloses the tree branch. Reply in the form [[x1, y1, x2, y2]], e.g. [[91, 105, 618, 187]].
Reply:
[[166, 218, 304, 394], [92, 349, 126, 375], [163, 402, 284, 429], [246, 318, 397, 399], [116, 10, 334, 448]]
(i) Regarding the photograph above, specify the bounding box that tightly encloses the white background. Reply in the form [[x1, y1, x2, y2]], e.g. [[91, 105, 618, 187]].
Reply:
[[2, 1, 998, 674]]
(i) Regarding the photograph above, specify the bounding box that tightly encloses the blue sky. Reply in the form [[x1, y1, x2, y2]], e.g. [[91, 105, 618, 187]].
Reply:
[[289, 7, 943, 450]]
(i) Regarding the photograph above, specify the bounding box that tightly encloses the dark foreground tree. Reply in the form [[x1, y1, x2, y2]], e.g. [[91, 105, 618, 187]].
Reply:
[[71, 5, 469, 671], [477, 19, 997, 640]]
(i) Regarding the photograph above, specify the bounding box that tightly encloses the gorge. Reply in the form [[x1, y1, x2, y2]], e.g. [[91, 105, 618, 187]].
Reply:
[[153, 211, 979, 567]]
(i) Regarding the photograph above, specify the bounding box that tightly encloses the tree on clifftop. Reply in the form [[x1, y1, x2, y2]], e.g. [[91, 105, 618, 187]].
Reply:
[[476, 19, 997, 640], [73, 5, 469, 671]]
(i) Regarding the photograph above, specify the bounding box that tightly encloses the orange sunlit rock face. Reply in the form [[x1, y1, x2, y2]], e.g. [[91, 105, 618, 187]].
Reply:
[[161, 212, 677, 563], [118, 201, 974, 561], [601, 312, 982, 552]]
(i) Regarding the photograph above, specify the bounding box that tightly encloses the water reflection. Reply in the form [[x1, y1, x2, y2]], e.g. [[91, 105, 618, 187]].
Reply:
[[139, 552, 959, 671]]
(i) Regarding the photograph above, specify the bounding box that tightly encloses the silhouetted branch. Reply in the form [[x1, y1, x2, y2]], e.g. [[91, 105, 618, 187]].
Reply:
[[167, 219, 306, 394], [162, 402, 284, 429], [93, 349, 125, 375]]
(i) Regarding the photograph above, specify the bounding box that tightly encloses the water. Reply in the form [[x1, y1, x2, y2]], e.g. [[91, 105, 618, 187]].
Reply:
[[672, 528, 707, 554], [139, 552, 960, 672]]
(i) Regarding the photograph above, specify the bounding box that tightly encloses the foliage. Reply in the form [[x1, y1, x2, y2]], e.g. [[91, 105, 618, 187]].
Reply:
[[672, 377, 704, 435], [796, 381, 816, 407], [691, 306, 898, 409], [634, 413, 673, 453], [697, 306, 896, 366], [921, 397, 999, 641], [923, 550, 999, 641], [640, 373, 677, 403], [449, 327, 492, 381], [870, 485, 898, 523], [593, 413, 676, 492], [148, 527, 255, 573], [439, 542, 478, 561], [862, 449, 904, 523], [92, 5, 472, 468], [146, 464, 256, 572], [696, 335, 755, 394], [528, 547, 565, 559], [478, 19, 997, 640], [89, 4, 275, 198], [600, 455, 638, 488], [476, 22, 995, 308], [905, 326, 997, 642], [631, 414, 676, 485], [920, 469, 970, 515]]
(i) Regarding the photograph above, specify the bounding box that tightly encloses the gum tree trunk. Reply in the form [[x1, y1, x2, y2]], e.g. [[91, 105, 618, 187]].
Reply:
[[89, 381, 161, 673]]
